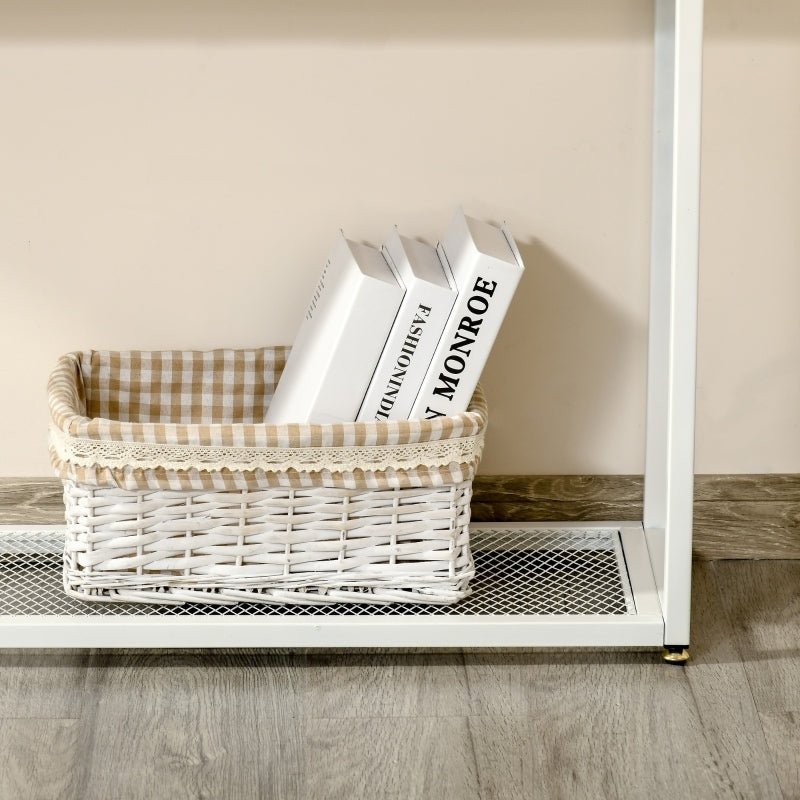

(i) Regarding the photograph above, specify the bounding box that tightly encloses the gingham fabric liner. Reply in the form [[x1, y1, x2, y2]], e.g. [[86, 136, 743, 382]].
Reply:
[[48, 348, 487, 491]]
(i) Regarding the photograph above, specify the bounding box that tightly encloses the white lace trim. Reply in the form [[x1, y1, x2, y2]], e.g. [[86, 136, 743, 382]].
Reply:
[[49, 424, 484, 475]]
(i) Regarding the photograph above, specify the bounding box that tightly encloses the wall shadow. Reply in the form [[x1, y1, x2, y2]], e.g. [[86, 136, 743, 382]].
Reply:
[[478, 238, 647, 474]]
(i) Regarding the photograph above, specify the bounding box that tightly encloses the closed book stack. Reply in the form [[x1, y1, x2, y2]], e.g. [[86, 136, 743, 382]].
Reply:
[[265, 232, 405, 424], [409, 209, 525, 420], [357, 229, 457, 422]]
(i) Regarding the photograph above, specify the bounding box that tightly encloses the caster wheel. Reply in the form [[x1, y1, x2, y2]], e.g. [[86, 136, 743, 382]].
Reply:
[[662, 646, 690, 664]]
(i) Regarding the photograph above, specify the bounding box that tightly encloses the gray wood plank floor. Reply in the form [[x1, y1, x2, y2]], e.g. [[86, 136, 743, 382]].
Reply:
[[1, 560, 798, 800]]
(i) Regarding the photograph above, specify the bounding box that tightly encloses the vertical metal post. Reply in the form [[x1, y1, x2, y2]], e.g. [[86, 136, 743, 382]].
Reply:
[[644, 0, 704, 646]]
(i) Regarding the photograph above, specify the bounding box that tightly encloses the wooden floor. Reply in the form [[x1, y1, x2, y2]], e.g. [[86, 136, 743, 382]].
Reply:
[[0, 560, 798, 800]]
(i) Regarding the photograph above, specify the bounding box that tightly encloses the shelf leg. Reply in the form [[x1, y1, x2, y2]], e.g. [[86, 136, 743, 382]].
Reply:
[[644, 0, 704, 649]]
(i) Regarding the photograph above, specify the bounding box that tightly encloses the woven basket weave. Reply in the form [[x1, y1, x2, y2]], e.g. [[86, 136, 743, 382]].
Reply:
[[48, 347, 487, 606]]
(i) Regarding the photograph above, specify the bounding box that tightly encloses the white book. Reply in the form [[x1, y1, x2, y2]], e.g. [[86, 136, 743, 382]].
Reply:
[[409, 209, 525, 420], [266, 232, 405, 424], [356, 229, 457, 422]]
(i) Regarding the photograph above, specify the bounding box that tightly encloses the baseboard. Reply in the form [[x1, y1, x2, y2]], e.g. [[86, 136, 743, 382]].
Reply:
[[470, 474, 800, 560], [2, 475, 798, 559]]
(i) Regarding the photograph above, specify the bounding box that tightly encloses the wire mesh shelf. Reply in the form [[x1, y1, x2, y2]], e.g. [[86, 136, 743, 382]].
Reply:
[[1, 526, 636, 619]]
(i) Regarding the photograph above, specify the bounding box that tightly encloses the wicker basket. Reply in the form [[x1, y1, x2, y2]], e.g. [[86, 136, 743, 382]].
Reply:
[[47, 347, 487, 606]]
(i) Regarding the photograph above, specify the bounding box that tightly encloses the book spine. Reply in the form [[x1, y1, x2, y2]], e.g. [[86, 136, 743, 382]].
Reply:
[[312, 275, 403, 423], [356, 279, 454, 422], [409, 244, 522, 420], [266, 237, 403, 424], [266, 247, 344, 424]]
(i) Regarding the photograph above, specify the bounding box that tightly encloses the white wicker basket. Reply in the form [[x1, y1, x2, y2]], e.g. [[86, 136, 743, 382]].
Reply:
[[48, 347, 487, 606]]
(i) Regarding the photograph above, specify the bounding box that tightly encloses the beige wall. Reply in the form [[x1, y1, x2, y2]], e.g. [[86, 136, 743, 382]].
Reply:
[[1, 0, 798, 477]]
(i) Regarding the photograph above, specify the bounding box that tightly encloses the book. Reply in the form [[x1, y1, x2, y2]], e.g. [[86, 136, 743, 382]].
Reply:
[[356, 229, 457, 422], [408, 209, 525, 420], [265, 232, 405, 425]]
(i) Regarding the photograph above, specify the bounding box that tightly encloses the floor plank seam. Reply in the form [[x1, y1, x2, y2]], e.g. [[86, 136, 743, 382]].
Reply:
[[757, 714, 791, 800], [706, 562, 788, 800]]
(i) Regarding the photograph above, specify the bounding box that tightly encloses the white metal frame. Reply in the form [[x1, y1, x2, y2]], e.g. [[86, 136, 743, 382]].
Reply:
[[0, 0, 703, 649], [644, 0, 703, 647], [1, 523, 664, 648]]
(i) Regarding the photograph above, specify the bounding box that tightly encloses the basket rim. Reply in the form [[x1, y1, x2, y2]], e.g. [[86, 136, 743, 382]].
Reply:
[[49, 424, 485, 475], [47, 348, 487, 488]]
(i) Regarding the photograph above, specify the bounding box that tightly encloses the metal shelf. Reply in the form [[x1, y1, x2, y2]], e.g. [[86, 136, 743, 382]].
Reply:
[[0, 524, 663, 648], [1, 0, 703, 651]]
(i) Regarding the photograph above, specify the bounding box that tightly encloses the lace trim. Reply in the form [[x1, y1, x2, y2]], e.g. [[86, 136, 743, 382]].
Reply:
[[49, 424, 484, 475]]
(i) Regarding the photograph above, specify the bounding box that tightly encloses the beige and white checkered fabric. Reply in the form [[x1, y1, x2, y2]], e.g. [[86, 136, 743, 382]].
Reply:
[[80, 349, 280, 425], [48, 348, 487, 491]]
